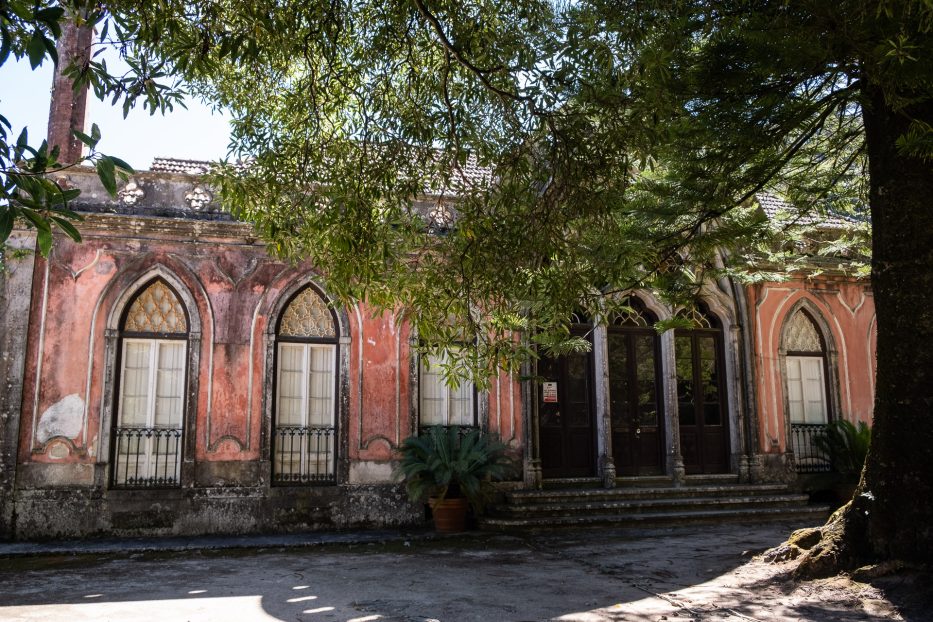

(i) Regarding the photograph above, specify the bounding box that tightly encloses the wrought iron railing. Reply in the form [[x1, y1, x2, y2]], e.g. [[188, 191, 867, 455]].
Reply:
[[418, 424, 481, 442], [112, 426, 183, 488], [273, 425, 336, 484], [791, 423, 831, 473]]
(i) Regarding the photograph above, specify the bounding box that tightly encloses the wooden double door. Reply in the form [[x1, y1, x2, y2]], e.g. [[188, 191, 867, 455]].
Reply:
[[538, 324, 666, 479], [538, 316, 732, 479]]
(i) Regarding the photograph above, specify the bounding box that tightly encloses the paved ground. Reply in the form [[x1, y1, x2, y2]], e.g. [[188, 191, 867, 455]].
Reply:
[[0, 522, 926, 621]]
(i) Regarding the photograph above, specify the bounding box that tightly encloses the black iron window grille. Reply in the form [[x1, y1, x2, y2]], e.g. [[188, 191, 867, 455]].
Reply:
[[791, 423, 832, 473], [112, 426, 183, 488], [417, 424, 480, 441], [273, 425, 336, 484]]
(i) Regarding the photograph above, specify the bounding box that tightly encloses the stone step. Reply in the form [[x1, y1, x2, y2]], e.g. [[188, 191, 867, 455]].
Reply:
[[683, 473, 741, 485], [479, 504, 831, 531], [541, 478, 603, 490], [614, 475, 676, 487], [489, 493, 811, 518], [541, 474, 742, 489], [506, 483, 791, 505]]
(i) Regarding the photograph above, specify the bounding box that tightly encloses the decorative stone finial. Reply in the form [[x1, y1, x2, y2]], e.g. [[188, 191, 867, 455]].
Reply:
[[118, 181, 145, 206], [428, 204, 454, 231], [185, 186, 213, 210]]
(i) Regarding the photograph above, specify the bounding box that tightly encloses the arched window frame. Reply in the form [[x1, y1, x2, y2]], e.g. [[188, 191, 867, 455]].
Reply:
[[111, 277, 191, 489], [781, 307, 833, 424], [779, 302, 839, 473], [272, 283, 341, 485]]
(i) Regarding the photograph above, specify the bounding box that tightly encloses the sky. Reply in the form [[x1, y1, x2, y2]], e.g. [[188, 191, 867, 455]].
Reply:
[[0, 54, 232, 171]]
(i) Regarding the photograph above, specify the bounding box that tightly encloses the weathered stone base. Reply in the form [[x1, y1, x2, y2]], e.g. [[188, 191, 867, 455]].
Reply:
[[11, 484, 421, 540], [753, 453, 797, 484]]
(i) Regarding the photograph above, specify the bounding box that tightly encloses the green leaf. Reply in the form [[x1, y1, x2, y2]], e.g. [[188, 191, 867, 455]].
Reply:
[[19, 208, 52, 234], [50, 216, 82, 242], [95, 157, 117, 196], [27, 31, 46, 69], [35, 7, 65, 23], [49, 187, 82, 206], [109, 156, 135, 172], [0, 32, 11, 67], [41, 33, 58, 66], [0, 208, 14, 243], [72, 129, 98, 149], [36, 227, 52, 256]]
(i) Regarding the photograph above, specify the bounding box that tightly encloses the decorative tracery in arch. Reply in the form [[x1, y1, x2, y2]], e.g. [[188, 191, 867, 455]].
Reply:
[[278, 286, 336, 338], [610, 298, 652, 328], [675, 305, 716, 329], [783, 309, 824, 353], [123, 279, 188, 334]]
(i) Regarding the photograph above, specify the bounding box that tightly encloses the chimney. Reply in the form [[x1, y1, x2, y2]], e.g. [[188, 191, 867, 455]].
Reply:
[[46, 19, 93, 164]]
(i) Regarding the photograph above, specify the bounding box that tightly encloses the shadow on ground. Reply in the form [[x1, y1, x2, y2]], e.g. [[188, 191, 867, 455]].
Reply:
[[0, 523, 918, 621]]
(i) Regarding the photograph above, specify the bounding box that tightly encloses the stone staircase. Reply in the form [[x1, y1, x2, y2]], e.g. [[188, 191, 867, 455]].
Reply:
[[479, 475, 830, 530]]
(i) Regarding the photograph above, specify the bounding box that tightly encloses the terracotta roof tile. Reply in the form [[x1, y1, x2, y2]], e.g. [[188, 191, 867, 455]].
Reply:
[[150, 157, 213, 175], [755, 193, 863, 229]]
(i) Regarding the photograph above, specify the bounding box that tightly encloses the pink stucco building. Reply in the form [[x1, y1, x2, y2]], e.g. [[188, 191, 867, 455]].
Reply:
[[0, 164, 874, 539]]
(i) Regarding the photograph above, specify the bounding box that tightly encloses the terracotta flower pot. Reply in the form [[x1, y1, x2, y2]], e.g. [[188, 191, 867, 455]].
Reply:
[[429, 496, 469, 533]]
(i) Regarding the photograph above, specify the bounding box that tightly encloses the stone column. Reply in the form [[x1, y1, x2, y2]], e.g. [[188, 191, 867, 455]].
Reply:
[[0, 233, 38, 538], [521, 358, 542, 488], [660, 330, 686, 485], [730, 323, 752, 482], [592, 324, 615, 488]]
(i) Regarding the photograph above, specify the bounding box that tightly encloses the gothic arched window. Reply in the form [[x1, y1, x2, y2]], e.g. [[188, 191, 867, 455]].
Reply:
[[783, 309, 831, 425], [112, 279, 189, 488], [783, 308, 834, 472], [274, 285, 339, 484]]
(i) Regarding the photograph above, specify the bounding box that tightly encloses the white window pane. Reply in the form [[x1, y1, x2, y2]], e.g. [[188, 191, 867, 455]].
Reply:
[[450, 380, 474, 426], [115, 338, 187, 485], [786, 357, 805, 423], [120, 341, 152, 426], [420, 355, 446, 425], [154, 342, 185, 427], [277, 344, 307, 425], [802, 358, 828, 424], [786, 356, 829, 425], [308, 346, 335, 426]]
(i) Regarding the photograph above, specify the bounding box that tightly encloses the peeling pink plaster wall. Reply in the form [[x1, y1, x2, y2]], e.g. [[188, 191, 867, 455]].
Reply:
[[18, 233, 526, 480], [487, 370, 522, 446], [347, 306, 411, 462], [748, 276, 875, 456]]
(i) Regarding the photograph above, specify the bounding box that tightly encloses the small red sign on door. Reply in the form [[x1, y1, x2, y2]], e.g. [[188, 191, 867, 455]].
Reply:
[[543, 382, 558, 403]]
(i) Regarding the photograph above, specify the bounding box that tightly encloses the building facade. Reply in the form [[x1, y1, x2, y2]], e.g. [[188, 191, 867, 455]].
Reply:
[[0, 164, 874, 539]]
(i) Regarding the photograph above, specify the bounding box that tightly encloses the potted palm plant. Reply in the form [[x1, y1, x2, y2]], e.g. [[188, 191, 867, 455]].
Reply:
[[395, 426, 516, 532], [813, 419, 871, 505]]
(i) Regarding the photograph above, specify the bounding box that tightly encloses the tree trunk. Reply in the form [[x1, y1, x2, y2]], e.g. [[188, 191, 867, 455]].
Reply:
[[796, 84, 933, 577]]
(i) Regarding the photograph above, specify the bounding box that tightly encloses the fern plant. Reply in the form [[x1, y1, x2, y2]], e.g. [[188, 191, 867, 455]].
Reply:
[[813, 420, 871, 478], [394, 427, 516, 512]]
